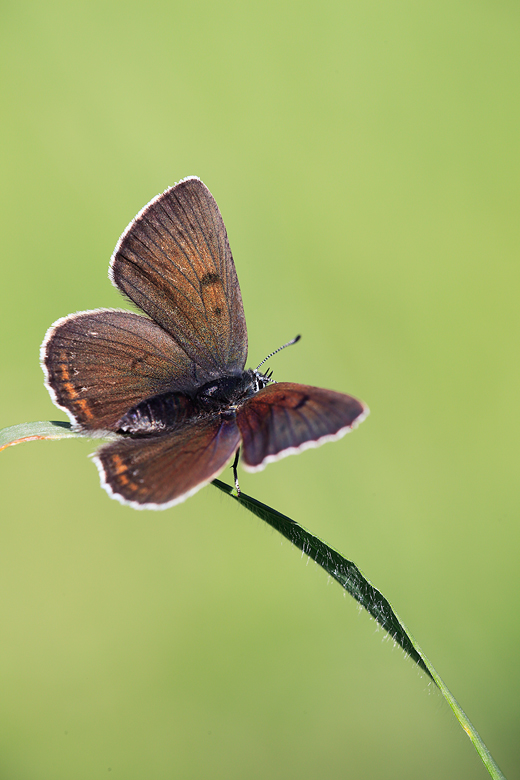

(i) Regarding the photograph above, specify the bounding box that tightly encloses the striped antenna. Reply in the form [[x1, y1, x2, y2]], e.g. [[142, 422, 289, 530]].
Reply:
[[256, 335, 301, 371]]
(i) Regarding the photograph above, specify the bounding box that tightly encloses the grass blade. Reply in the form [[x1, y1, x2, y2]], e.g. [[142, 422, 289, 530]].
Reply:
[[211, 478, 507, 780], [0, 421, 507, 778], [0, 420, 80, 450]]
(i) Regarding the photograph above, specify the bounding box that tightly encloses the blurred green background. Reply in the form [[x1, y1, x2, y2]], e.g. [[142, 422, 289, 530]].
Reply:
[[1, 1, 518, 778]]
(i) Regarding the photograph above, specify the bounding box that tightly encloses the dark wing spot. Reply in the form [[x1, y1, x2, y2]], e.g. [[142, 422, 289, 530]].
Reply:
[[214, 307, 222, 316], [293, 394, 309, 410], [200, 272, 221, 287], [130, 356, 145, 371]]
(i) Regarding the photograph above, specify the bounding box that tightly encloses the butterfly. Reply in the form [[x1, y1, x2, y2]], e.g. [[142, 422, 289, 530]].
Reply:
[[41, 177, 368, 509]]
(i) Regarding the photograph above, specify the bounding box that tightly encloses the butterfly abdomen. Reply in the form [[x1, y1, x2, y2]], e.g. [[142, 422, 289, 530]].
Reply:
[[116, 392, 196, 434]]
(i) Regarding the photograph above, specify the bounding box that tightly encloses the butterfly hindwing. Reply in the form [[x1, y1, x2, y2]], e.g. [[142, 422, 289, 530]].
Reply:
[[237, 382, 368, 471], [94, 416, 241, 508]]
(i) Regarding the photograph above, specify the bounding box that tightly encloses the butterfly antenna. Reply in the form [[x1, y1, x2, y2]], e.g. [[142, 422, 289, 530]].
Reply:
[[256, 335, 301, 371]]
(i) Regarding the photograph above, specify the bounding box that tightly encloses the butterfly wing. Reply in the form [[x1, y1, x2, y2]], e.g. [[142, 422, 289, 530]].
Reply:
[[94, 416, 241, 508], [110, 177, 248, 376], [236, 383, 368, 471], [41, 309, 204, 431]]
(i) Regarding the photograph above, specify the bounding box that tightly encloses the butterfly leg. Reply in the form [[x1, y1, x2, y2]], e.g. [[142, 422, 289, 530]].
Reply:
[[231, 448, 241, 495]]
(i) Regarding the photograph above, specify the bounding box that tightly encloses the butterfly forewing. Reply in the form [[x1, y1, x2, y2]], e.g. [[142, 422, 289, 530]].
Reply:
[[237, 383, 368, 470], [95, 416, 241, 508], [110, 177, 248, 375], [42, 310, 206, 430]]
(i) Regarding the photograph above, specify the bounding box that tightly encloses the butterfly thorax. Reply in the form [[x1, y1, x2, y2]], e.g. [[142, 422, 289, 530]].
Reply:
[[196, 369, 267, 409], [116, 369, 269, 435]]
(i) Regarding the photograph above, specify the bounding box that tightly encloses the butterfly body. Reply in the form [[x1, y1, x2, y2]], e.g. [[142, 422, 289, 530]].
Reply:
[[42, 177, 368, 509], [116, 369, 265, 435]]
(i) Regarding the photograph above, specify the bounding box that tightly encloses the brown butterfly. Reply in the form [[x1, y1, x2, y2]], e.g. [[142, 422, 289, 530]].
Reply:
[[41, 178, 368, 508]]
